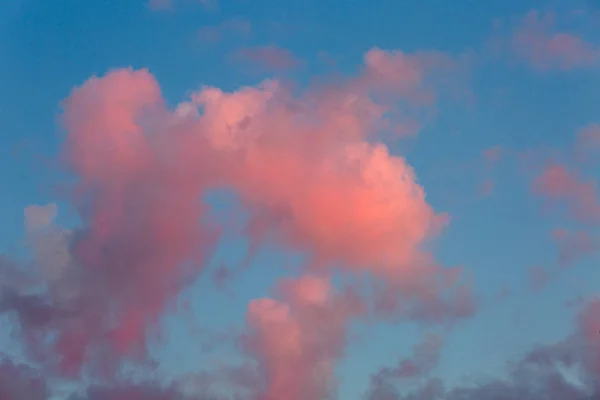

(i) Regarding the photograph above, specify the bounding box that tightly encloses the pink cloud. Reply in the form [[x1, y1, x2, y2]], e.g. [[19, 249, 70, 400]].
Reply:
[[552, 228, 598, 266], [198, 17, 251, 44], [149, 0, 217, 12], [232, 45, 302, 72], [186, 63, 451, 279], [148, 0, 173, 11], [527, 265, 553, 291], [245, 275, 363, 400], [11, 68, 222, 374], [4, 5, 600, 396], [482, 145, 502, 166], [575, 299, 600, 376], [511, 10, 599, 71], [575, 123, 600, 162], [493, 285, 512, 303], [353, 48, 470, 139], [531, 163, 600, 222], [478, 179, 495, 197], [474, 146, 503, 199], [199, 0, 218, 11], [6, 39, 600, 400], [359, 48, 461, 105], [362, 48, 427, 92], [0, 45, 472, 380]]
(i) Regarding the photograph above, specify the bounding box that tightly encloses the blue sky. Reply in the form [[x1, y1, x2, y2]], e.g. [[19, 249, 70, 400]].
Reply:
[[2, 0, 600, 399]]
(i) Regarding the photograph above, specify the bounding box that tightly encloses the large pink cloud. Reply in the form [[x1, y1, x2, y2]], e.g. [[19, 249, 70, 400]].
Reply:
[[0, 70, 220, 374], [55, 68, 220, 373], [184, 64, 450, 276], [186, 65, 474, 323], [1, 18, 599, 400], [0, 46, 472, 385]]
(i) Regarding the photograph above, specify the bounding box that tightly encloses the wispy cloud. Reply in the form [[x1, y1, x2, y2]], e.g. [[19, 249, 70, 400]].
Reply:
[[511, 10, 600, 71], [198, 17, 251, 44], [232, 45, 303, 72]]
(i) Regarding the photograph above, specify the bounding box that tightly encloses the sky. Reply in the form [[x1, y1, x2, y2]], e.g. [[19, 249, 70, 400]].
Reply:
[[1, 0, 600, 399]]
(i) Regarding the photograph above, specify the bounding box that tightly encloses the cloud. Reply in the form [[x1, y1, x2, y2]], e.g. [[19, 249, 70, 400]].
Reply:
[[24, 203, 58, 232], [198, 18, 251, 44], [2, 9, 598, 399], [23, 203, 72, 283], [531, 163, 600, 223], [552, 228, 598, 266], [11, 290, 600, 400], [478, 179, 495, 197], [474, 146, 503, 199], [575, 123, 600, 162], [0, 358, 49, 400], [0, 358, 228, 400], [148, 0, 173, 11], [0, 45, 472, 392], [359, 48, 462, 105], [149, 0, 217, 12], [367, 299, 600, 399], [0, 69, 222, 375], [522, 228, 597, 292], [183, 50, 462, 288], [232, 45, 302, 72], [199, 0, 218, 12], [369, 333, 444, 391], [68, 382, 185, 400], [482, 146, 502, 166], [527, 265, 553, 291], [511, 10, 599, 71], [244, 275, 363, 400]]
